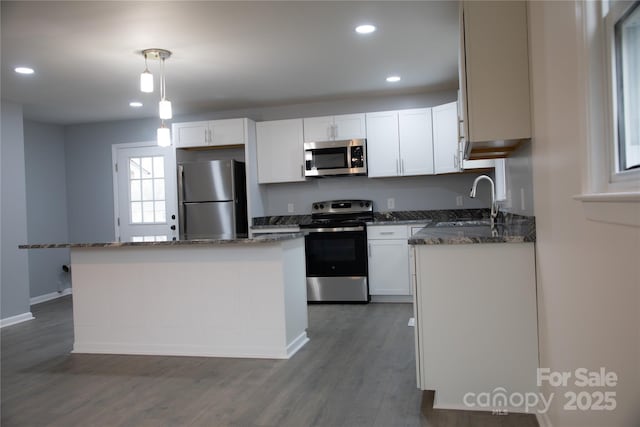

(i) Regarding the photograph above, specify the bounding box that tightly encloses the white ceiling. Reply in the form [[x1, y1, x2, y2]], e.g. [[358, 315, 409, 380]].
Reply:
[[1, 1, 460, 125]]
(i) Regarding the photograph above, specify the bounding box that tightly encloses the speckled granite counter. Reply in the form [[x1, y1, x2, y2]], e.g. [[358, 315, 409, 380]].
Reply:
[[409, 216, 535, 245], [19, 233, 305, 249]]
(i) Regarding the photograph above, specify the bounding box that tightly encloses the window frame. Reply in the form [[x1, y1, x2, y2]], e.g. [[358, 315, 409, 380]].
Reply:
[[604, 0, 640, 184]]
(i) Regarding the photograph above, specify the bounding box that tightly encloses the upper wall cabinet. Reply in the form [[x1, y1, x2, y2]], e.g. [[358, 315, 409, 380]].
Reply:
[[173, 118, 245, 148], [303, 113, 366, 142], [459, 1, 531, 159], [432, 102, 461, 174], [367, 108, 434, 178], [256, 118, 305, 184]]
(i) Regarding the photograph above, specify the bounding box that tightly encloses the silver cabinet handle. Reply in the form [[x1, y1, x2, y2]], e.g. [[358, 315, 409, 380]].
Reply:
[[380, 231, 394, 235], [301, 164, 305, 178], [401, 159, 405, 174], [396, 158, 400, 175], [368, 243, 371, 256]]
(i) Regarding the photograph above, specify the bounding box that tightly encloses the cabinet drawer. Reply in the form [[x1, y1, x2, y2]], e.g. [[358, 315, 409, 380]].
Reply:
[[367, 225, 408, 239]]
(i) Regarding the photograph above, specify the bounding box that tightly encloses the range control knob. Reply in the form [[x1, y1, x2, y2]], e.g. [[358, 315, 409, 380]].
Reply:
[[319, 204, 325, 210], [313, 204, 319, 210], [359, 202, 364, 207], [365, 202, 370, 207]]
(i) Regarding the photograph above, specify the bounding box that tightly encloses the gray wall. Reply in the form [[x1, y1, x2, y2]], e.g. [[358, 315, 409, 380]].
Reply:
[[502, 141, 535, 216], [263, 173, 490, 216], [24, 120, 71, 297], [1, 102, 31, 319]]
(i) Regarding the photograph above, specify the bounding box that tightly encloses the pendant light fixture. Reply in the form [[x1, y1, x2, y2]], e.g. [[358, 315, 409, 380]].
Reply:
[[139, 48, 173, 146], [140, 52, 153, 93]]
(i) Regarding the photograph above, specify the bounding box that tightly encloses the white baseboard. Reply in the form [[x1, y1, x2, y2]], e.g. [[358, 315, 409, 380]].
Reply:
[[286, 332, 310, 358], [30, 287, 72, 306], [536, 412, 553, 427], [1, 312, 35, 328]]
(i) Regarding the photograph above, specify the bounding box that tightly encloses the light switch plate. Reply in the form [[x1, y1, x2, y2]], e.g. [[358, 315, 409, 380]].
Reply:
[[456, 195, 463, 207], [287, 203, 294, 213]]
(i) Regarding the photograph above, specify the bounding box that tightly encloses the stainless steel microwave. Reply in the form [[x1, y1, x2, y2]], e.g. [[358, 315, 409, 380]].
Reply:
[[304, 139, 367, 177]]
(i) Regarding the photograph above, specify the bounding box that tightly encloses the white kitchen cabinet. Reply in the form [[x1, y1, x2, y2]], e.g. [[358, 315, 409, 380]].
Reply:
[[367, 109, 434, 177], [412, 242, 538, 412], [459, 1, 531, 158], [256, 119, 305, 184], [432, 101, 461, 174], [172, 118, 245, 148], [399, 109, 435, 176], [368, 225, 410, 296], [303, 113, 366, 142]]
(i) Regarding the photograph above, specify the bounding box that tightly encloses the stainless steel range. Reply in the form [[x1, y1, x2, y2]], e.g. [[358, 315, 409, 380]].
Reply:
[[300, 200, 373, 303]]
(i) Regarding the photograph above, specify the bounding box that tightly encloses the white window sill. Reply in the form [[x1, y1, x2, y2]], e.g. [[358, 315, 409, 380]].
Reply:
[[573, 192, 640, 227]]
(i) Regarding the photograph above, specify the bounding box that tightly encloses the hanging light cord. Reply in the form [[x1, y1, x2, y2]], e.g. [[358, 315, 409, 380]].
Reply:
[[160, 57, 166, 101]]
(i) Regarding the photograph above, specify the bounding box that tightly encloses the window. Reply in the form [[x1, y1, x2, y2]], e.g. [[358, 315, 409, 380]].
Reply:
[[128, 156, 166, 224], [614, 1, 640, 171]]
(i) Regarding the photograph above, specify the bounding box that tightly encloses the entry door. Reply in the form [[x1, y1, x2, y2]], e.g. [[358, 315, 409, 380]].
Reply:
[[114, 144, 178, 242]]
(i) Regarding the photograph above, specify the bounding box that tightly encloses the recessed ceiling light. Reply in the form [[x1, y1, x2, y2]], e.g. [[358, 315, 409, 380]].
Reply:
[[355, 24, 376, 34], [386, 76, 401, 83], [15, 67, 34, 75], [129, 101, 143, 108]]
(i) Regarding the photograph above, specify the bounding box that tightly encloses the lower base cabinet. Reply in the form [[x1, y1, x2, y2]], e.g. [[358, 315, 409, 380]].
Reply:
[[368, 239, 411, 295], [412, 242, 538, 413]]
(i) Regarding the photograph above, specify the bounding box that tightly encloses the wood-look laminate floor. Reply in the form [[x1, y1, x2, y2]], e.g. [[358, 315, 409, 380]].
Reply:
[[1, 296, 538, 427]]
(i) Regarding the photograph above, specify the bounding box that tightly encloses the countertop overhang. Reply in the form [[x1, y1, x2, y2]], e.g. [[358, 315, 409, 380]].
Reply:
[[19, 232, 305, 249]]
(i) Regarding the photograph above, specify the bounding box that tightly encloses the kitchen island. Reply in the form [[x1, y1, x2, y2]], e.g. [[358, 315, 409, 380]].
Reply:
[[20, 234, 309, 359]]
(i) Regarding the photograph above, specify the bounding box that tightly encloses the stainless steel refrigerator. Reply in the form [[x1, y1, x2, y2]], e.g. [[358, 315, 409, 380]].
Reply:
[[178, 160, 248, 240]]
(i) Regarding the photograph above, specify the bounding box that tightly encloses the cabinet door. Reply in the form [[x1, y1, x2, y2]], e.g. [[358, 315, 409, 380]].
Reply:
[[399, 108, 434, 176], [256, 119, 305, 184], [365, 111, 400, 177], [432, 102, 461, 174], [333, 113, 366, 140], [210, 119, 245, 146], [303, 116, 334, 142], [172, 121, 210, 148], [368, 239, 411, 295]]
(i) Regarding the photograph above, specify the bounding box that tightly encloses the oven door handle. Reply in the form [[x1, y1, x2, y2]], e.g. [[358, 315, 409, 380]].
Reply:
[[303, 226, 365, 233]]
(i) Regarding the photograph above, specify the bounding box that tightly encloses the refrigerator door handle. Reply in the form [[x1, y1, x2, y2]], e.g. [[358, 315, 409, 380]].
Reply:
[[177, 165, 185, 239]]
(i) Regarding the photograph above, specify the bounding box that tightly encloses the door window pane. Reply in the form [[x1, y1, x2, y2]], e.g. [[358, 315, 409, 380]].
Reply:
[[128, 155, 167, 224]]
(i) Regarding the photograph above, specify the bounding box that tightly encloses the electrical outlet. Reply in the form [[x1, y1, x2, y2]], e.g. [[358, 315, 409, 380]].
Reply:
[[287, 203, 294, 213], [387, 198, 395, 209], [456, 195, 463, 207]]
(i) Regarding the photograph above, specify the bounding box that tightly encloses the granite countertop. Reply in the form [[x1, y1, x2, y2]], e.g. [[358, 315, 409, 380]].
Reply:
[[408, 216, 536, 245], [19, 233, 306, 249]]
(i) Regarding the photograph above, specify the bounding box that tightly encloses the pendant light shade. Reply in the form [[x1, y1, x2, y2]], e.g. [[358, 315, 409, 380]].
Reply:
[[157, 124, 171, 147], [159, 99, 172, 120], [140, 70, 153, 93]]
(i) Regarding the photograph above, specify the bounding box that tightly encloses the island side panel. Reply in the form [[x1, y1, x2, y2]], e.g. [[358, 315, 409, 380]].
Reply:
[[70, 239, 307, 359], [281, 238, 309, 356]]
